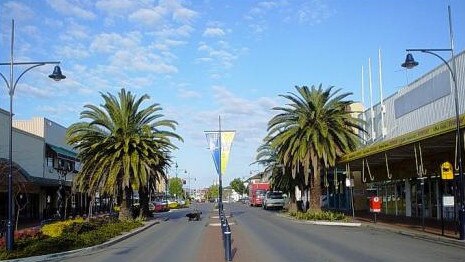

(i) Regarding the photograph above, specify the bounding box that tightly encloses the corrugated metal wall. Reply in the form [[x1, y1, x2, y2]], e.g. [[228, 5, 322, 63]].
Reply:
[[362, 50, 465, 144], [13, 117, 44, 138]]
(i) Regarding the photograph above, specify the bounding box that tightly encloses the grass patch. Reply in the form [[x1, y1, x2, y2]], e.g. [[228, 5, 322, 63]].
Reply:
[[289, 210, 350, 222], [0, 217, 143, 260]]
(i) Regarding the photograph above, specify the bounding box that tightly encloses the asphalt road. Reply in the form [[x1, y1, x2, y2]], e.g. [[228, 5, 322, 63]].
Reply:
[[230, 202, 465, 262], [60, 203, 211, 262], [58, 202, 465, 262]]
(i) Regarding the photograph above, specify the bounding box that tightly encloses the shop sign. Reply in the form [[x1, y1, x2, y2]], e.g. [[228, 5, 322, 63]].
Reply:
[[370, 196, 382, 213], [441, 162, 454, 180], [443, 196, 454, 207], [345, 178, 354, 187]]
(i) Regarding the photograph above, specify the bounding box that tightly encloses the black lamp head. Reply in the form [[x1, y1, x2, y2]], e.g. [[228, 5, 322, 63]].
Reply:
[[49, 65, 66, 81], [401, 53, 419, 69]]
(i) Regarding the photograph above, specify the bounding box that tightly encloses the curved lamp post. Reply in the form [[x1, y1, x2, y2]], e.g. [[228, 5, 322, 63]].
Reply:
[[401, 5, 464, 240], [0, 20, 65, 250]]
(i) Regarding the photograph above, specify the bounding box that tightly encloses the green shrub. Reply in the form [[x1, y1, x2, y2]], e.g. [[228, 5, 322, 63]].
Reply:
[[288, 210, 348, 222], [0, 219, 143, 260], [41, 218, 84, 237]]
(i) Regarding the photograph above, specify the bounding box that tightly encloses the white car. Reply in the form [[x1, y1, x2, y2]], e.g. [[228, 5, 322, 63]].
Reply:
[[263, 191, 285, 210]]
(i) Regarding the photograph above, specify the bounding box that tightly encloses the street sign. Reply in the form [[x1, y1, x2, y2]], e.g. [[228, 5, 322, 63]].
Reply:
[[345, 178, 354, 187], [441, 161, 454, 180], [443, 196, 455, 207], [370, 196, 382, 213]]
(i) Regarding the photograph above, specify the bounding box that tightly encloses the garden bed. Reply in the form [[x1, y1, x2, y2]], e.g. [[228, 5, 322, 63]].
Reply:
[[0, 217, 142, 260]]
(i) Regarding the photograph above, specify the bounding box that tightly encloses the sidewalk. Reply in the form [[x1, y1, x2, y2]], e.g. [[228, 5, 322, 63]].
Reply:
[[352, 212, 465, 247]]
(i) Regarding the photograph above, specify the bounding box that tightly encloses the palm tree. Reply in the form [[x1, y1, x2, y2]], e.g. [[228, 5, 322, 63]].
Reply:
[[67, 88, 182, 220], [267, 85, 364, 210]]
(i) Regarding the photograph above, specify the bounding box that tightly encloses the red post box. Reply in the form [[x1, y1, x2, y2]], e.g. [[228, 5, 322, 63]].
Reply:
[[370, 196, 382, 213]]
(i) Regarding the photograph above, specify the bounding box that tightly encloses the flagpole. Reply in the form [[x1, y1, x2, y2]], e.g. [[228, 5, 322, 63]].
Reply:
[[218, 115, 223, 213]]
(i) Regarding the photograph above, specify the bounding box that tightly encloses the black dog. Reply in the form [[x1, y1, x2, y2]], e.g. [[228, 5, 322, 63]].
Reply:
[[186, 210, 202, 221]]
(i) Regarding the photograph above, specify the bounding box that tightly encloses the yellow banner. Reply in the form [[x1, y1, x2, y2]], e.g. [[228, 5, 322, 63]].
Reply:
[[221, 131, 235, 175]]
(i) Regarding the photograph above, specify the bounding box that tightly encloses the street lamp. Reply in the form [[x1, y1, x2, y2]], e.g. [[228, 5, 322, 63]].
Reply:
[[401, 5, 464, 240], [0, 20, 65, 250], [54, 159, 72, 220]]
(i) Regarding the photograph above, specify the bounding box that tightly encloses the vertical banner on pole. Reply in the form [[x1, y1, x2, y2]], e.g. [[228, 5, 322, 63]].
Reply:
[[205, 131, 235, 175], [205, 132, 221, 175], [220, 131, 235, 175]]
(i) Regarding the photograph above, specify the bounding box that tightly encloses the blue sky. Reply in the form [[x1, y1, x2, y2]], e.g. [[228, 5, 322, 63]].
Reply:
[[1, 0, 464, 189]]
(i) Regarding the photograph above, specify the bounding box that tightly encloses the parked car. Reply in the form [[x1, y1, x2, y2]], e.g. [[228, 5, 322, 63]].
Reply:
[[151, 200, 170, 213], [167, 199, 179, 209], [263, 191, 285, 210]]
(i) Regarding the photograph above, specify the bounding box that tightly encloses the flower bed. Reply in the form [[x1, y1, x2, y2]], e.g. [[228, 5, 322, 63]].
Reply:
[[0, 217, 143, 260]]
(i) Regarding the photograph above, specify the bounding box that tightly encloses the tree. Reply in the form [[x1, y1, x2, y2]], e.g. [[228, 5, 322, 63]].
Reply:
[[206, 184, 219, 201], [67, 88, 182, 220], [230, 178, 246, 196], [267, 85, 364, 210], [168, 177, 184, 198]]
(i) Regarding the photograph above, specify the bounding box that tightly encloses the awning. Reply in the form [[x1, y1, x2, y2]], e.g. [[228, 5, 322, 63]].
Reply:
[[339, 114, 465, 164], [48, 144, 78, 161], [335, 115, 464, 181]]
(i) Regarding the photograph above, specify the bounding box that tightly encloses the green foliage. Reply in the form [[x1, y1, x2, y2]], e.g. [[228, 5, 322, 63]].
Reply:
[[0, 218, 142, 260], [230, 178, 246, 195], [289, 210, 348, 222], [206, 184, 219, 200], [169, 177, 184, 197], [66, 88, 182, 220], [41, 218, 85, 237], [266, 85, 365, 209]]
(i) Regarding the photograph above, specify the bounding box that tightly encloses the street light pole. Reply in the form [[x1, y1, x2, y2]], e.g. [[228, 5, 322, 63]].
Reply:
[[0, 19, 65, 251], [401, 5, 464, 240]]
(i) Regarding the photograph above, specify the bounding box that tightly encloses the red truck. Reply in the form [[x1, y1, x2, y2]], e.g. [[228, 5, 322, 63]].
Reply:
[[248, 182, 270, 207]]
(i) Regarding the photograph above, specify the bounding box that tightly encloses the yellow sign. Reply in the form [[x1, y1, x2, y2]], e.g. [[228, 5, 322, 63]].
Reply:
[[441, 162, 454, 180]]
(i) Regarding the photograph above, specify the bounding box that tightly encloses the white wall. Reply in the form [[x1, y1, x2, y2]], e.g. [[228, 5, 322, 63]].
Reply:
[[13, 129, 45, 178], [44, 118, 74, 151], [362, 50, 465, 144], [0, 109, 45, 178], [0, 109, 9, 159]]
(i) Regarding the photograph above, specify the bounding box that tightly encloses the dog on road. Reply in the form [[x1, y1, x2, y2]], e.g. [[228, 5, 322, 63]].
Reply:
[[186, 210, 202, 221]]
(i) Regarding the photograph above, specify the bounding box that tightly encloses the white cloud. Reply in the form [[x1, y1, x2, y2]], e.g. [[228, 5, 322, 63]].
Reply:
[[258, 1, 278, 9], [90, 32, 141, 53], [3, 1, 35, 21], [203, 27, 225, 37], [297, 0, 333, 25], [129, 7, 165, 26], [174, 85, 278, 148], [197, 42, 238, 69], [46, 0, 96, 20], [110, 50, 178, 74], [128, 0, 197, 27], [59, 21, 91, 42], [155, 25, 194, 38], [153, 39, 186, 51], [95, 0, 137, 14], [160, 0, 198, 24], [16, 83, 52, 99], [57, 44, 90, 59], [172, 7, 198, 24], [178, 88, 201, 99]]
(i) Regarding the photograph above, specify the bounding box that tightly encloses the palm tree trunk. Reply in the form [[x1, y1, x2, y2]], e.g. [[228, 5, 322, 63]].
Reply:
[[119, 186, 132, 220], [310, 155, 321, 211], [310, 167, 321, 210], [138, 185, 151, 219]]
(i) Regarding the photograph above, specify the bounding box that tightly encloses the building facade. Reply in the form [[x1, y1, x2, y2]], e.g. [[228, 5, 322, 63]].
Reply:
[[0, 111, 81, 223], [331, 50, 465, 223]]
